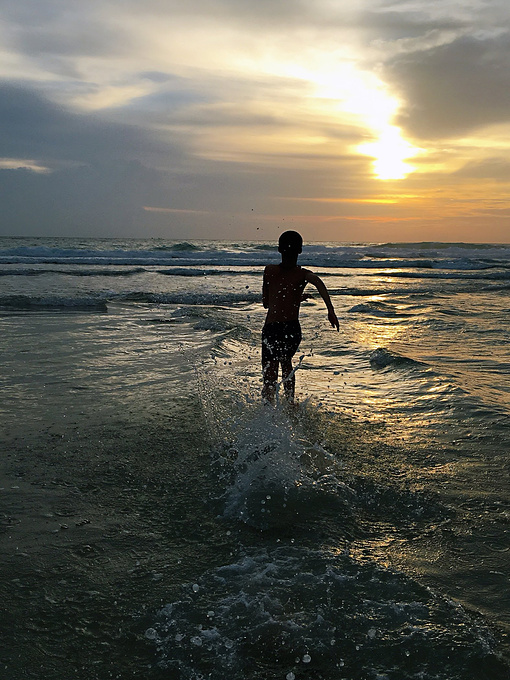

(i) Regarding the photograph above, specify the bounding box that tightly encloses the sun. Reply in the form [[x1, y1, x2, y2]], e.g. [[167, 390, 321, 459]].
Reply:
[[358, 126, 419, 180], [293, 62, 421, 180], [312, 68, 421, 181]]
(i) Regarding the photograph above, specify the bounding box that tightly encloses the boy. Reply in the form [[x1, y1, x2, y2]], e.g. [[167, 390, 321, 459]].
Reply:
[[262, 230, 339, 404]]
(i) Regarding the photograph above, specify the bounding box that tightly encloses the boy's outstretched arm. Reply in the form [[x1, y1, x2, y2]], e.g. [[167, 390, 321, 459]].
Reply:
[[304, 271, 339, 331]]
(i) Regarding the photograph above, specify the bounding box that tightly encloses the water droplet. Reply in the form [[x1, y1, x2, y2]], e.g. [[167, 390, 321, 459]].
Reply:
[[302, 654, 311, 663], [145, 628, 157, 640], [286, 673, 296, 680], [192, 583, 200, 592]]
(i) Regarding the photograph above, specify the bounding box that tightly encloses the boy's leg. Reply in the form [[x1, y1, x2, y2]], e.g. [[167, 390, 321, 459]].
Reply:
[[262, 359, 278, 403], [280, 357, 295, 403]]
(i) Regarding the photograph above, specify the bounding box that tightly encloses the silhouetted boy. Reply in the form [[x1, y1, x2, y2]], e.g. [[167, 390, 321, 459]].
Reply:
[[262, 231, 339, 403]]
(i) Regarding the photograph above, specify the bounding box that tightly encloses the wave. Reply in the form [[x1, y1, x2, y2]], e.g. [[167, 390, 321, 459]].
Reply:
[[153, 241, 202, 251], [0, 252, 269, 268], [156, 268, 260, 277], [1, 239, 509, 272], [0, 287, 461, 313], [366, 270, 510, 280], [348, 302, 414, 318], [0, 290, 262, 312], [379, 241, 508, 251], [121, 291, 261, 306], [252, 243, 274, 250], [369, 347, 425, 369], [0, 294, 108, 311], [0, 267, 146, 277]]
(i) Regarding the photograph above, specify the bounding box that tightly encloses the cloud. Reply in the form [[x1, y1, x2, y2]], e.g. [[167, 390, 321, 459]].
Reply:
[[112, 0, 346, 30], [0, 82, 181, 165], [0, 161, 165, 237], [0, 81, 187, 236], [385, 33, 510, 139], [0, 84, 346, 237], [0, 2, 130, 81], [454, 157, 510, 180]]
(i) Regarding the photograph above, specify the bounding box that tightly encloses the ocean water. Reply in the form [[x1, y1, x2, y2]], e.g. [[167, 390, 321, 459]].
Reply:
[[0, 236, 509, 679]]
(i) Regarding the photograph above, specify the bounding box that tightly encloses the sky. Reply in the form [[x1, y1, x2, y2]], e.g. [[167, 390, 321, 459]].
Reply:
[[1, 0, 510, 243]]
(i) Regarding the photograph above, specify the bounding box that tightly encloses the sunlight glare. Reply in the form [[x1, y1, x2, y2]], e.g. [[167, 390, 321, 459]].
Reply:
[[0, 158, 51, 173], [358, 127, 418, 180], [265, 58, 421, 180], [314, 68, 421, 181]]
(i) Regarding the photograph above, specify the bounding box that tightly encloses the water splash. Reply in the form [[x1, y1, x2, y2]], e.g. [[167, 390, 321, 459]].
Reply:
[[147, 546, 506, 680], [214, 400, 352, 530]]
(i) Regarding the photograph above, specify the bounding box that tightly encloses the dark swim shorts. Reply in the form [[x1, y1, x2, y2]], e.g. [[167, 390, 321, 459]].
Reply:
[[262, 320, 302, 363]]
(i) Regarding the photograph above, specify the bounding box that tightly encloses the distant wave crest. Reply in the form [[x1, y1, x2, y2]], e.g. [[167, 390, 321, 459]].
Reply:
[[369, 347, 424, 369]]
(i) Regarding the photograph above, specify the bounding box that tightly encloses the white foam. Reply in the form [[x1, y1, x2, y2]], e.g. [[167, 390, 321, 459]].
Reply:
[[2, 240, 509, 271], [149, 545, 500, 679]]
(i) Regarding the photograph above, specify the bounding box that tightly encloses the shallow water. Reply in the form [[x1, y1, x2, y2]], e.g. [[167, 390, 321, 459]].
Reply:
[[1, 238, 509, 679]]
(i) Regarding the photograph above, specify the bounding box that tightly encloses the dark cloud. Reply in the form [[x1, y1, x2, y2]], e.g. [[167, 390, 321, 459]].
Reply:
[[454, 157, 510, 181], [0, 82, 181, 165], [363, 7, 465, 40], [385, 34, 510, 139], [0, 82, 188, 236], [115, 84, 211, 125], [0, 1, 128, 62]]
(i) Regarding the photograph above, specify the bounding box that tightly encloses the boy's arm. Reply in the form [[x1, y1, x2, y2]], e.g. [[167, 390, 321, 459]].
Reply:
[[304, 270, 339, 331], [262, 266, 270, 309]]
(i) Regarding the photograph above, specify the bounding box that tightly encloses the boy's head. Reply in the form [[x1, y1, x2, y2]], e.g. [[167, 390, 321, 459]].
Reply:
[[278, 230, 303, 255]]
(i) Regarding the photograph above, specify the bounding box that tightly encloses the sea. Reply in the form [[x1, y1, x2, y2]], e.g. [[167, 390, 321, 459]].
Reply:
[[0, 236, 509, 680]]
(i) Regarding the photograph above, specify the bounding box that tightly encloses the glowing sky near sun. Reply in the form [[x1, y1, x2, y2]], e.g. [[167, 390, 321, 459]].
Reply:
[[0, 0, 509, 242]]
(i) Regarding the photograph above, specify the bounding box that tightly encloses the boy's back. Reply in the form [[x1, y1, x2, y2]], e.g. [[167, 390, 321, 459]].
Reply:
[[262, 263, 307, 323]]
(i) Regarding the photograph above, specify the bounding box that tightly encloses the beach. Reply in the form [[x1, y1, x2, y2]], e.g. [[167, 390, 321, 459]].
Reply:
[[1, 237, 509, 679]]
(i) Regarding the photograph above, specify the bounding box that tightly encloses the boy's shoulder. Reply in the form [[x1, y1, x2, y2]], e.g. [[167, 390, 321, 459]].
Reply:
[[265, 263, 307, 278], [301, 267, 316, 280]]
